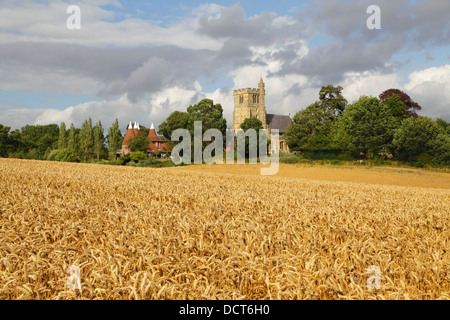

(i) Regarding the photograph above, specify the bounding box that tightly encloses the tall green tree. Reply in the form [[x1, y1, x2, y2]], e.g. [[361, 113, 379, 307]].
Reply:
[[79, 118, 94, 162], [393, 116, 441, 161], [18, 124, 59, 159], [186, 99, 227, 162], [129, 132, 149, 153], [58, 122, 67, 149], [93, 120, 105, 161], [240, 117, 265, 159], [0, 124, 11, 157], [158, 111, 190, 141], [187, 99, 227, 135], [285, 85, 348, 152], [428, 133, 450, 165], [319, 85, 347, 116], [379, 89, 422, 118], [67, 123, 77, 153], [107, 119, 122, 160], [330, 96, 403, 156]]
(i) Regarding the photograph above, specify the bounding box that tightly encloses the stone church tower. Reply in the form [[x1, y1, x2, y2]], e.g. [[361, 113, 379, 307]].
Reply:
[[232, 78, 292, 153], [232, 78, 268, 130]]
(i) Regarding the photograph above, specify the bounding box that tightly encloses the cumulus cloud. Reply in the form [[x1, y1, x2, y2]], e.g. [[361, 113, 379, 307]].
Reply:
[[405, 64, 450, 121]]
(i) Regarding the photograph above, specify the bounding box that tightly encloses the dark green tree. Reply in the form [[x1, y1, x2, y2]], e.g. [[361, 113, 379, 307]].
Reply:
[[330, 96, 402, 156], [285, 85, 347, 152], [79, 118, 94, 162], [393, 116, 441, 161], [158, 111, 190, 141], [435, 118, 450, 135], [0, 124, 11, 157], [379, 89, 422, 118], [129, 132, 149, 153], [67, 123, 78, 154], [429, 133, 450, 165], [240, 117, 264, 159], [58, 122, 67, 149], [19, 124, 59, 159], [93, 120, 105, 161], [130, 151, 148, 163], [107, 119, 122, 160], [187, 99, 227, 135], [319, 85, 347, 116]]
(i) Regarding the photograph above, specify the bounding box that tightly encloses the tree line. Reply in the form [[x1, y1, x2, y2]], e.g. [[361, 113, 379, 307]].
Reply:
[[0, 87, 448, 167], [285, 86, 450, 166], [0, 118, 123, 162]]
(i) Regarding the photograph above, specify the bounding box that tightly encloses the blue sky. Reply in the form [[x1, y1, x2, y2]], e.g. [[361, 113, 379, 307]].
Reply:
[[0, 0, 449, 131]]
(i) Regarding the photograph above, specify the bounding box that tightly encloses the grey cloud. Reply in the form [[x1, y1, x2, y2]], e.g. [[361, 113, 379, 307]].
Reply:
[[197, 5, 270, 39], [0, 42, 218, 101], [276, 0, 448, 83], [197, 4, 307, 47]]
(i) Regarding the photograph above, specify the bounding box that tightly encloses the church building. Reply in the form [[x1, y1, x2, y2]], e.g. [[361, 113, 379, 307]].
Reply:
[[232, 78, 291, 153]]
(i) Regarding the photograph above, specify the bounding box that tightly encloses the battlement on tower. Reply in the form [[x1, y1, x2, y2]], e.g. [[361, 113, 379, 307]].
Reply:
[[234, 88, 259, 95]]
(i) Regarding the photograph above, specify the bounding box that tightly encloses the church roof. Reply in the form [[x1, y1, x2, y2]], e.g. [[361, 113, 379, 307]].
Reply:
[[266, 114, 291, 134]]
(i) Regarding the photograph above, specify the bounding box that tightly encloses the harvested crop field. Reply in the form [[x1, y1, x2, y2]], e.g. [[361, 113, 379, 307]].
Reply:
[[0, 158, 449, 299]]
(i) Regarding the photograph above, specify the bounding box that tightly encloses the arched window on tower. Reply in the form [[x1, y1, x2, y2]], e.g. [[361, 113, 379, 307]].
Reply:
[[239, 95, 243, 104]]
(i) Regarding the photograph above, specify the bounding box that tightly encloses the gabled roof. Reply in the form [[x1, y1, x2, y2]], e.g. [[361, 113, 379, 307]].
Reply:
[[266, 114, 291, 134]]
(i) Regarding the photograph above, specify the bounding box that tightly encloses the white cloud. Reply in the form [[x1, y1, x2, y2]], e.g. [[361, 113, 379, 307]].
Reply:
[[0, 1, 222, 50], [405, 64, 450, 120], [342, 70, 401, 103]]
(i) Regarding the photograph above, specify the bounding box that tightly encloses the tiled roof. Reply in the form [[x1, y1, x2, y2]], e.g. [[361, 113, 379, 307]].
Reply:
[[266, 114, 292, 134]]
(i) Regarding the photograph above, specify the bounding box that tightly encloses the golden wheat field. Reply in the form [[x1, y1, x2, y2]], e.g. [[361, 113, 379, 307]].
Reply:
[[0, 158, 448, 300]]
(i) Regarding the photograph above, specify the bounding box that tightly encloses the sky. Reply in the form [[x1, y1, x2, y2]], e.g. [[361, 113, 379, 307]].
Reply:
[[0, 0, 449, 133]]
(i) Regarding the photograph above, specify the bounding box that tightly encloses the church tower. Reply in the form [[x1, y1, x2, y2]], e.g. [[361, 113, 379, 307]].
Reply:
[[232, 78, 268, 131], [257, 78, 267, 129]]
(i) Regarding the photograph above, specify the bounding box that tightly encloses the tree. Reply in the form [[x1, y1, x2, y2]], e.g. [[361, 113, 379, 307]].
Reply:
[[107, 119, 122, 160], [130, 151, 147, 163], [240, 117, 263, 132], [158, 111, 190, 141], [67, 123, 78, 154], [330, 96, 403, 156], [285, 85, 347, 152], [18, 124, 59, 159], [435, 118, 450, 135], [393, 116, 441, 161], [240, 117, 264, 159], [55, 148, 77, 162], [93, 120, 105, 161], [187, 99, 227, 135], [429, 133, 450, 165], [319, 85, 347, 116], [183, 99, 228, 162], [58, 122, 67, 149], [79, 118, 94, 162], [0, 124, 11, 157], [129, 132, 149, 153], [379, 89, 422, 118]]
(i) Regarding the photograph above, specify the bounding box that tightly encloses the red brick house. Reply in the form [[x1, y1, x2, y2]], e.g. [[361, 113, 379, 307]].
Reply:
[[147, 123, 167, 155], [121, 122, 168, 156]]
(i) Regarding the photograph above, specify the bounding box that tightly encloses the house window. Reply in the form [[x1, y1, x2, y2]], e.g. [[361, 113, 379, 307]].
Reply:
[[253, 95, 257, 103], [239, 95, 243, 103]]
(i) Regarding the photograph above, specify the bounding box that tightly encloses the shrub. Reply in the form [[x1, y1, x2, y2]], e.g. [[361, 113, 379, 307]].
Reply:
[[130, 151, 148, 163], [54, 148, 77, 162]]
